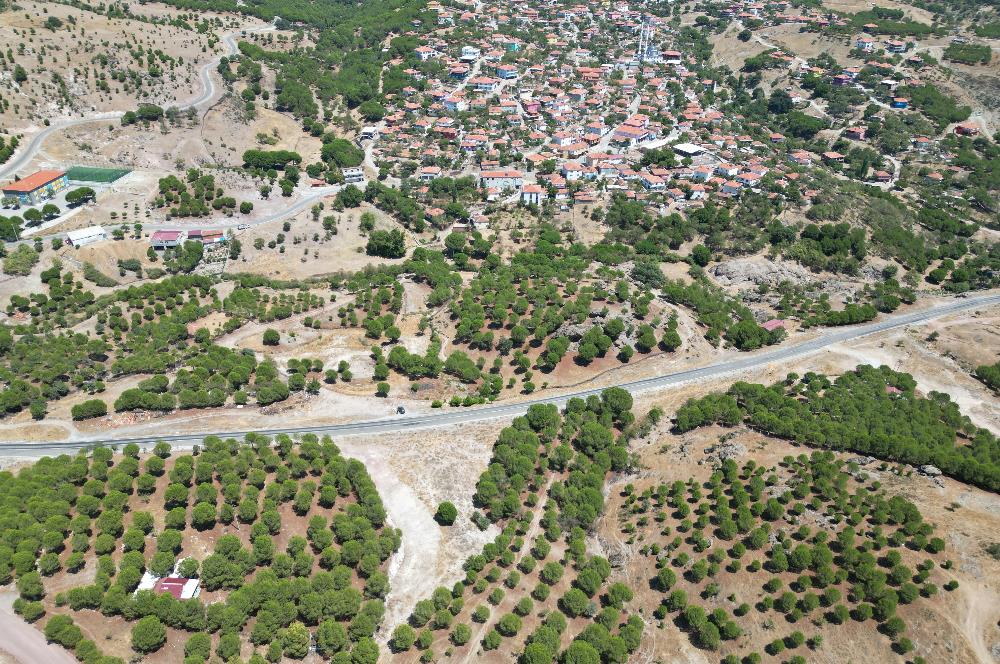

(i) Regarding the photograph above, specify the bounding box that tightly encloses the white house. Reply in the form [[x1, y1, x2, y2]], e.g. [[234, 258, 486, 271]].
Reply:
[[561, 162, 585, 181], [443, 97, 467, 112], [496, 64, 518, 80], [715, 163, 739, 178], [787, 151, 812, 166], [479, 169, 523, 190], [551, 131, 577, 147], [415, 46, 437, 61], [521, 184, 543, 205], [470, 76, 499, 93], [691, 166, 713, 182], [418, 166, 442, 181], [639, 173, 665, 191], [342, 167, 365, 184], [611, 125, 649, 148], [150, 230, 184, 249]]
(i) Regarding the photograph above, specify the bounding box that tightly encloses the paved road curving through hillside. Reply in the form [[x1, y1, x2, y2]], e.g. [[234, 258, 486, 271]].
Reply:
[[0, 25, 273, 182]]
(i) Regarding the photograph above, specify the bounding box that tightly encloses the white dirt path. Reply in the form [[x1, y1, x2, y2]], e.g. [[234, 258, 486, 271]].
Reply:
[[0, 593, 76, 664], [335, 441, 442, 638]]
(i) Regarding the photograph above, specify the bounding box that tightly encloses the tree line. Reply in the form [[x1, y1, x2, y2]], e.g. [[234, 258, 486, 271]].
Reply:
[[675, 365, 1000, 492]]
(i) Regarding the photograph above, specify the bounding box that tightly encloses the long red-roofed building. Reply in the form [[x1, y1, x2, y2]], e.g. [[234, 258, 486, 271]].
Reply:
[[2, 170, 68, 205]]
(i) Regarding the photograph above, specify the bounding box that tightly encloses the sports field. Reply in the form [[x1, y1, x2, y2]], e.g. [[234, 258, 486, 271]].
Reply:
[[65, 166, 131, 183]]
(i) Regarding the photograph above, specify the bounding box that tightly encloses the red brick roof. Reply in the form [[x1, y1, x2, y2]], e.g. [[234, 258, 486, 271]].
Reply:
[[2, 170, 65, 193], [153, 577, 188, 599]]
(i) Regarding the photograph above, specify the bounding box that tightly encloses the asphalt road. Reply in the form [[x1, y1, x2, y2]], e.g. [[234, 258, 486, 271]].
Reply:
[[0, 113, 120, 182], [1, 291, 996, 457], [20, 184, 343, 244]]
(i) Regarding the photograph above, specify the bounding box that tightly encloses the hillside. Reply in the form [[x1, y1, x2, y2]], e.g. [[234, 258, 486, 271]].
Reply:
[[0, 0, 997, 661]]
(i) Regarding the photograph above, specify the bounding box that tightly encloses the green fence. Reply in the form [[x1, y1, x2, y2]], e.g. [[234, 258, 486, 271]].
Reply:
[[65, 166, 131, 183]]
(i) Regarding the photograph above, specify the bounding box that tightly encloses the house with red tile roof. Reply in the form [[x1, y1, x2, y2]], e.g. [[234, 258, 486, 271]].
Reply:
[[153, 577, 200, 599], [479, 169, 523, 190], [521, 183, 544, 205]]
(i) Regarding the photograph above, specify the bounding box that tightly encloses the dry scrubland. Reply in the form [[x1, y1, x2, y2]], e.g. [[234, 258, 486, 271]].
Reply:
[[17, 86, 324, 237], [231, 204, 409, 280], [603, 424, 1000, 664], [0, 0, 223, 129]]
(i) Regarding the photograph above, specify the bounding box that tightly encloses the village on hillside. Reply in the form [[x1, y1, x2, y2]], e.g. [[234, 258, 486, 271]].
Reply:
[[340, 0, 988, 231], [0, 1, 999, 664]]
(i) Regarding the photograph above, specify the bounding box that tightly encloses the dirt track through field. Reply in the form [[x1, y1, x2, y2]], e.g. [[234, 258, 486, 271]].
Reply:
[[0, 593, 76, 664], [334, 441, 443, 637]]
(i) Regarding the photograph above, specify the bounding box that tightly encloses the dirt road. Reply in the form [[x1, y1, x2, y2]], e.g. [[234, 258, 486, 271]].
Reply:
[[333, 441, 443, 637], [0, 24, 274, 181], [0, 593, 76, 664]]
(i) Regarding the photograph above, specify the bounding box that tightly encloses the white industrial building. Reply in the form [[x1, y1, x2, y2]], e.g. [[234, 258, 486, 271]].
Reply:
[[66, 225, 107, 247], [672, 143, 705, 158]]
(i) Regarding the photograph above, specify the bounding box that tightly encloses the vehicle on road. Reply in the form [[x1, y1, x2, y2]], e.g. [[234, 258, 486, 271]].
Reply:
[[0, 293, 994, 456]]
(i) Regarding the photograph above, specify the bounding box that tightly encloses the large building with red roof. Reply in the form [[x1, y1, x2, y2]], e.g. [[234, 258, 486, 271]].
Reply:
[[2, 170, 68, 205]]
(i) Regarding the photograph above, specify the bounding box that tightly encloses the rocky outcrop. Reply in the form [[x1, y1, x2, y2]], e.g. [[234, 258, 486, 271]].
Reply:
[[709, 257, 814, 288]]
